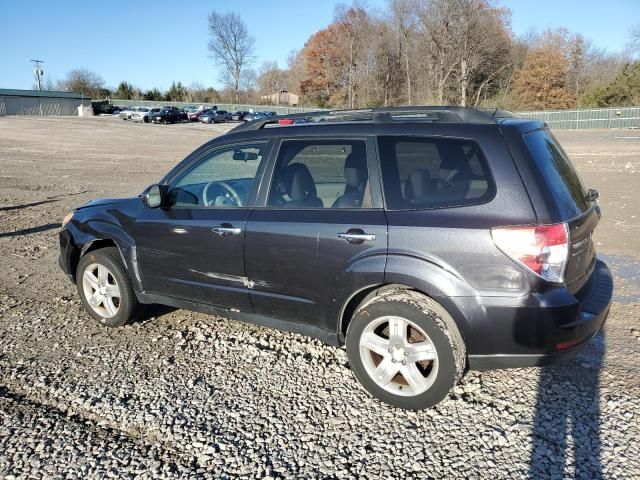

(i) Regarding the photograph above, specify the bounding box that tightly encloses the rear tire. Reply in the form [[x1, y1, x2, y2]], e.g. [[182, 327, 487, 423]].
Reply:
[[346, 288, 466, 410], [76, 247, 140, 327]]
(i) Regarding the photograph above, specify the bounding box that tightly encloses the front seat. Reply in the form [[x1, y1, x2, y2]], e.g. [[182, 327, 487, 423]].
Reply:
[[332, 153, 367, 208], [282, 163, 324, 208]]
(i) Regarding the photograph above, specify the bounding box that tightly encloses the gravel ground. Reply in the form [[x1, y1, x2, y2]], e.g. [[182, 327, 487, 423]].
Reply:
[[0, 116, 639, 479]]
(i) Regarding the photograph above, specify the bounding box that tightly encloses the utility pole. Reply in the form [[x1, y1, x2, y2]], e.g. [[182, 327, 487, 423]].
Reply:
[[31, 60, 44, 91]]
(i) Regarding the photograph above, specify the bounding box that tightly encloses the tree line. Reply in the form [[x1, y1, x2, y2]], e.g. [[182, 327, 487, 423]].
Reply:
[[54, 1, 640, 111]]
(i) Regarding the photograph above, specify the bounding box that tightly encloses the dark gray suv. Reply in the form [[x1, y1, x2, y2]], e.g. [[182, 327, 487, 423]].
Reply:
[[58, 107, 612, 409]]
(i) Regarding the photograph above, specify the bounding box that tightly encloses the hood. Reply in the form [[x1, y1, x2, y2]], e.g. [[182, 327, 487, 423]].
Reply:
[[75, 197, 130, 211]]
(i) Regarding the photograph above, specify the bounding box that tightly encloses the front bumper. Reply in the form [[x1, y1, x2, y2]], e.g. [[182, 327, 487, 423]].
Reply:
[[58, 228, 76, 281], [468, 259, 613, 370]]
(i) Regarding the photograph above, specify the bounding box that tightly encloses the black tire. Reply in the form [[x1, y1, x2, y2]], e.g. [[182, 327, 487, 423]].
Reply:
[[76, 247, 140, 327], [346, 288, 466, 410]]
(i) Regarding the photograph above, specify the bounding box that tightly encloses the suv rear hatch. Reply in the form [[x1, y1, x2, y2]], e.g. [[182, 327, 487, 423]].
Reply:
[[523, 128, 598, 293]]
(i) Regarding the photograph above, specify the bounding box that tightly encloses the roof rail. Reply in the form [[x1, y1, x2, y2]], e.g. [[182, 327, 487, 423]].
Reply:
[[476, 108, 520, 119], [228, 106, 516, 133]]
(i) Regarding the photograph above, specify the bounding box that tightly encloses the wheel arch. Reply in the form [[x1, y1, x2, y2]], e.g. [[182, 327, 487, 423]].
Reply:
[[71, 238, 124, 280], [338, 282, 475, 350]]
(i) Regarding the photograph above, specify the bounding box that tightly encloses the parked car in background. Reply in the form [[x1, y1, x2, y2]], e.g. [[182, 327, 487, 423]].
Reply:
[[176, 108, 189, 123], [197, 109, 214, 123], [59, 106, 612, 410], [91, 101, 119, 115], [231, 111, 250, 121], [119, 106, 138, 120], [151, 106, 183, 124], [131, 107, 162, 123], [200, 110, 230, 123], [131, 107, 158, 123], [183, 105, 198, 119], [188, 106, 215, 122], [243, 111, 269, 122]]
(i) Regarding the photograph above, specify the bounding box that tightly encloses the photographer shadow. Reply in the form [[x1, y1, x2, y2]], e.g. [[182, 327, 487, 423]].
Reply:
[[529, 330, 605, 479]]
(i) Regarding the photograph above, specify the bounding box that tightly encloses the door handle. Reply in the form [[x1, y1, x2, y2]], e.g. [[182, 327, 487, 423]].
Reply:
[[337, 231, 376, 244], [212, 225, 242, 236]]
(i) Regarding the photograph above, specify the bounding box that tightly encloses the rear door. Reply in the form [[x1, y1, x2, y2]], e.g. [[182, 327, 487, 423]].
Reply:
[[134, 141, 271, 310], [244, 137, 387, 333], [522, 129, 598, 292]]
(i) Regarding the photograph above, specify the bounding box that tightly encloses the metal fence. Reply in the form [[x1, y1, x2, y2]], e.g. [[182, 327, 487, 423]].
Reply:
[[105, 100, 640, 129], [516, 106, 640, 129]]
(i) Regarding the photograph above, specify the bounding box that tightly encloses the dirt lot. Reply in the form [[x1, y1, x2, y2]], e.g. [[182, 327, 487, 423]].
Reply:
[[0, 116, 639, 478]]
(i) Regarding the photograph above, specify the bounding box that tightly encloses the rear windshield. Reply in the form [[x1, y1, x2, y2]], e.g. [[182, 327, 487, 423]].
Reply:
[[523, 129, 589, 219]]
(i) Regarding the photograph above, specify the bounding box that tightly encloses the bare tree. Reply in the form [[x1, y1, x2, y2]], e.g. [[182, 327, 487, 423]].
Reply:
[[242, 68, 258, 102], [257, 61, 288, 96], [285, 49, 306, 95], [629, 24, 640, 55], [57, 68, 106, 98], [416, 0, 459, 104], [208, 11, 255, 103], [335, 4, 371, 108], [389, 0, 416, 104]]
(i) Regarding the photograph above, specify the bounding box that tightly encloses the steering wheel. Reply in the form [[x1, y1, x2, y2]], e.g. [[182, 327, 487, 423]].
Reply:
[[203, 181, 243, 207]]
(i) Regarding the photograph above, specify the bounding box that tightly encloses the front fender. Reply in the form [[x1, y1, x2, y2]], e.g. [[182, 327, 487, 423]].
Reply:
[[62, 197, 144, 291]]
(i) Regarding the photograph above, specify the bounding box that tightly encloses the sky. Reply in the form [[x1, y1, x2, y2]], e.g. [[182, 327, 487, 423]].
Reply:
[[1, 0, 638, 92]]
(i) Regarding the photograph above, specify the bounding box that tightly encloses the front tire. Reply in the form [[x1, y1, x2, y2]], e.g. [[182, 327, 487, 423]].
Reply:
[[76, 247, 140, 327], [346, 288, 466, 410]]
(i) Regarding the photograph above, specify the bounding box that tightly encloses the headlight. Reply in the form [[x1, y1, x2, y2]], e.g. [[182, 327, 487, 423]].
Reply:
[[62, 212, 74, 227]]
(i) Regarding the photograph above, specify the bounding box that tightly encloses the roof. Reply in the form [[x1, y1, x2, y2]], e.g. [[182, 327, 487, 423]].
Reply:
[[230, 106, 523, 134], [0, 88, 86, 99]]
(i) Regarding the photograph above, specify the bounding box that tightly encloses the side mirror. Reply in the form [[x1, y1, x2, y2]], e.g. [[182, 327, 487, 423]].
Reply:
[[142, 184, 163, 208]]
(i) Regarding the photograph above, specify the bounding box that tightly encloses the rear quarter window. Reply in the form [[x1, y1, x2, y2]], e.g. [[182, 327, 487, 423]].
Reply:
[[377, 136, 494, 210], [523, 129, 589, 219]]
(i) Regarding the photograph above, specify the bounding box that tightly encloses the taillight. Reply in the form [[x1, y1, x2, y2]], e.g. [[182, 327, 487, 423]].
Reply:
[[491, 223, 569, 283]]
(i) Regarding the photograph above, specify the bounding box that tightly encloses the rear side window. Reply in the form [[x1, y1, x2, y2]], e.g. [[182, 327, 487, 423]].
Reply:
[[378, 136, 493, 210], [523, 129, 588, 219]]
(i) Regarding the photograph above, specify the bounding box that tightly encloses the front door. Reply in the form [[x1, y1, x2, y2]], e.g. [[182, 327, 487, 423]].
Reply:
[[135, 141, 270, 311], [245, 137, 387, 333]]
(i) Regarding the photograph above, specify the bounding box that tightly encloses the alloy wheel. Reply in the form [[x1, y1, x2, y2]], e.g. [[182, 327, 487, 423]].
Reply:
[[82, 263, 121, 318], [359, 315, 439, 397]]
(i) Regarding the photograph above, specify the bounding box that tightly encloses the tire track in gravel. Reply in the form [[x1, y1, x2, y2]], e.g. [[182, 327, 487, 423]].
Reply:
[[0, 386, 202, 478]]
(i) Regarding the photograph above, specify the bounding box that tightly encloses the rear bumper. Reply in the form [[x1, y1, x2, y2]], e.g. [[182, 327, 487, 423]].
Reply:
[[468, 259, 612, 370]]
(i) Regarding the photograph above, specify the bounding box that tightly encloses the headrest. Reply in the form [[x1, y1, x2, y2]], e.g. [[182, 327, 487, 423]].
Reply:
[[405, 169, 433, 201], [344, 152, 367, 188], [437, 142, 468, 170], [284, 163, 317, 201], [344, 152, 366, 169]]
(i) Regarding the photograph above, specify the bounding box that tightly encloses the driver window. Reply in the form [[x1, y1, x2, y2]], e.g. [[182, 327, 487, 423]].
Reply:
[[167, 143, 267, 208]]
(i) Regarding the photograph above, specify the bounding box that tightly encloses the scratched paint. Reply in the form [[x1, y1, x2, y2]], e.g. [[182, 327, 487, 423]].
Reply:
[[188, 269, 270, 289]]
